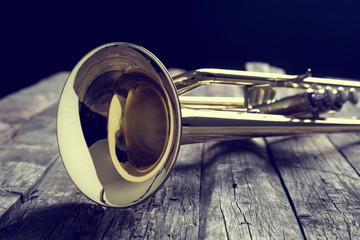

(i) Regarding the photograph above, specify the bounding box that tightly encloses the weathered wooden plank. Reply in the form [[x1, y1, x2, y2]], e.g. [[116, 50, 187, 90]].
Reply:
[[0, 191, 21, 229], [0, 104, 60, 223], [100, 143, 202, 240], [0, 144, 202, 239], [7, 105, 58, 149], [329, 131, 360, 176], [0, 157, 99, 239], [199, 139, 304, 239], [0, 72, 68, 146], [267, 133, 360, 239], [0, 72, 68, 230], [0, 72, 68, 123], [327, 102, 360, 175]]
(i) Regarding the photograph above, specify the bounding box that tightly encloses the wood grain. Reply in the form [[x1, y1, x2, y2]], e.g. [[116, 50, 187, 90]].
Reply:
[[199, 139, 304, 239], [267, 133, 360, 239], [0, 105, 59, 193], [0, 73, 67, 230], [0, 72, 67, 123], [0, 72, 67, 145], [0, 143, 203, 239], [327, 102, 360, 176]]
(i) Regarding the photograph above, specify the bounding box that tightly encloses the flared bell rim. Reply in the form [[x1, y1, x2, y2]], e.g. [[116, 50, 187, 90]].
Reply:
[[57, 42, 182, 207]]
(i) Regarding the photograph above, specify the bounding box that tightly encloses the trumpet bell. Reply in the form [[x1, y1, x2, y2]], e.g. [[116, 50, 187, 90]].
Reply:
[[57, 43, 182, 207]]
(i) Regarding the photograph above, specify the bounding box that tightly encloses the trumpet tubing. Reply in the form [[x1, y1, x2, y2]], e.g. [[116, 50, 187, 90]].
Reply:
[[57, 42, 360, 208]]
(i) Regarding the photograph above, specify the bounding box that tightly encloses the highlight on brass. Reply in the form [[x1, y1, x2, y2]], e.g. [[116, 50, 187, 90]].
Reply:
[[57, 42, 360, 208]]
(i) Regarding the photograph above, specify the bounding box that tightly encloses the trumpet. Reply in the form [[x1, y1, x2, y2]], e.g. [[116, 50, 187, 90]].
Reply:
[[57, 42, 360, 208]]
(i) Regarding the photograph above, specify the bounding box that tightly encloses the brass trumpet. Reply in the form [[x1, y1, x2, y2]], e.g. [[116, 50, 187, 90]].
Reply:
[[57, 42, 360, 208]]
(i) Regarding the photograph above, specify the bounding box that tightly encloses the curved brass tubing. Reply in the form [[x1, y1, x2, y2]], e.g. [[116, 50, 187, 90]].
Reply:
[[57, 42, 360, 207]]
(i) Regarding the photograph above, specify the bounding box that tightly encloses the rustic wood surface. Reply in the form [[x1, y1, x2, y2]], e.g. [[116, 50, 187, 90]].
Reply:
[[1, 65, 360, 239]]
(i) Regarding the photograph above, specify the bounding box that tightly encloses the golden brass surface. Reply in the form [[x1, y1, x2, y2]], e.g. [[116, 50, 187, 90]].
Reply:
[[57, 42, 360, 208]]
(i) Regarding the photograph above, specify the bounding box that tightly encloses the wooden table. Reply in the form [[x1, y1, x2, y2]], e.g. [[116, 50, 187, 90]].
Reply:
[[1, 66, 360, 239]]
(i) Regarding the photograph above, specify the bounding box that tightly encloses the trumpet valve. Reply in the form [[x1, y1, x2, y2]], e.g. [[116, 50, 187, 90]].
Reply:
[[314, 86, 336, 112], [349, 88, 359, 105], [331, 87, 348, 111]]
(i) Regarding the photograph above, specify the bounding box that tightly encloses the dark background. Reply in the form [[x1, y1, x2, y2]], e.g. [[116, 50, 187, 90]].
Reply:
[[2, 1, 360, 98]]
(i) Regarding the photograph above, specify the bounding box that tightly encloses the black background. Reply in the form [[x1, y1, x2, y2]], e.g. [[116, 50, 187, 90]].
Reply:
[[2, 1, 360, 98]]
